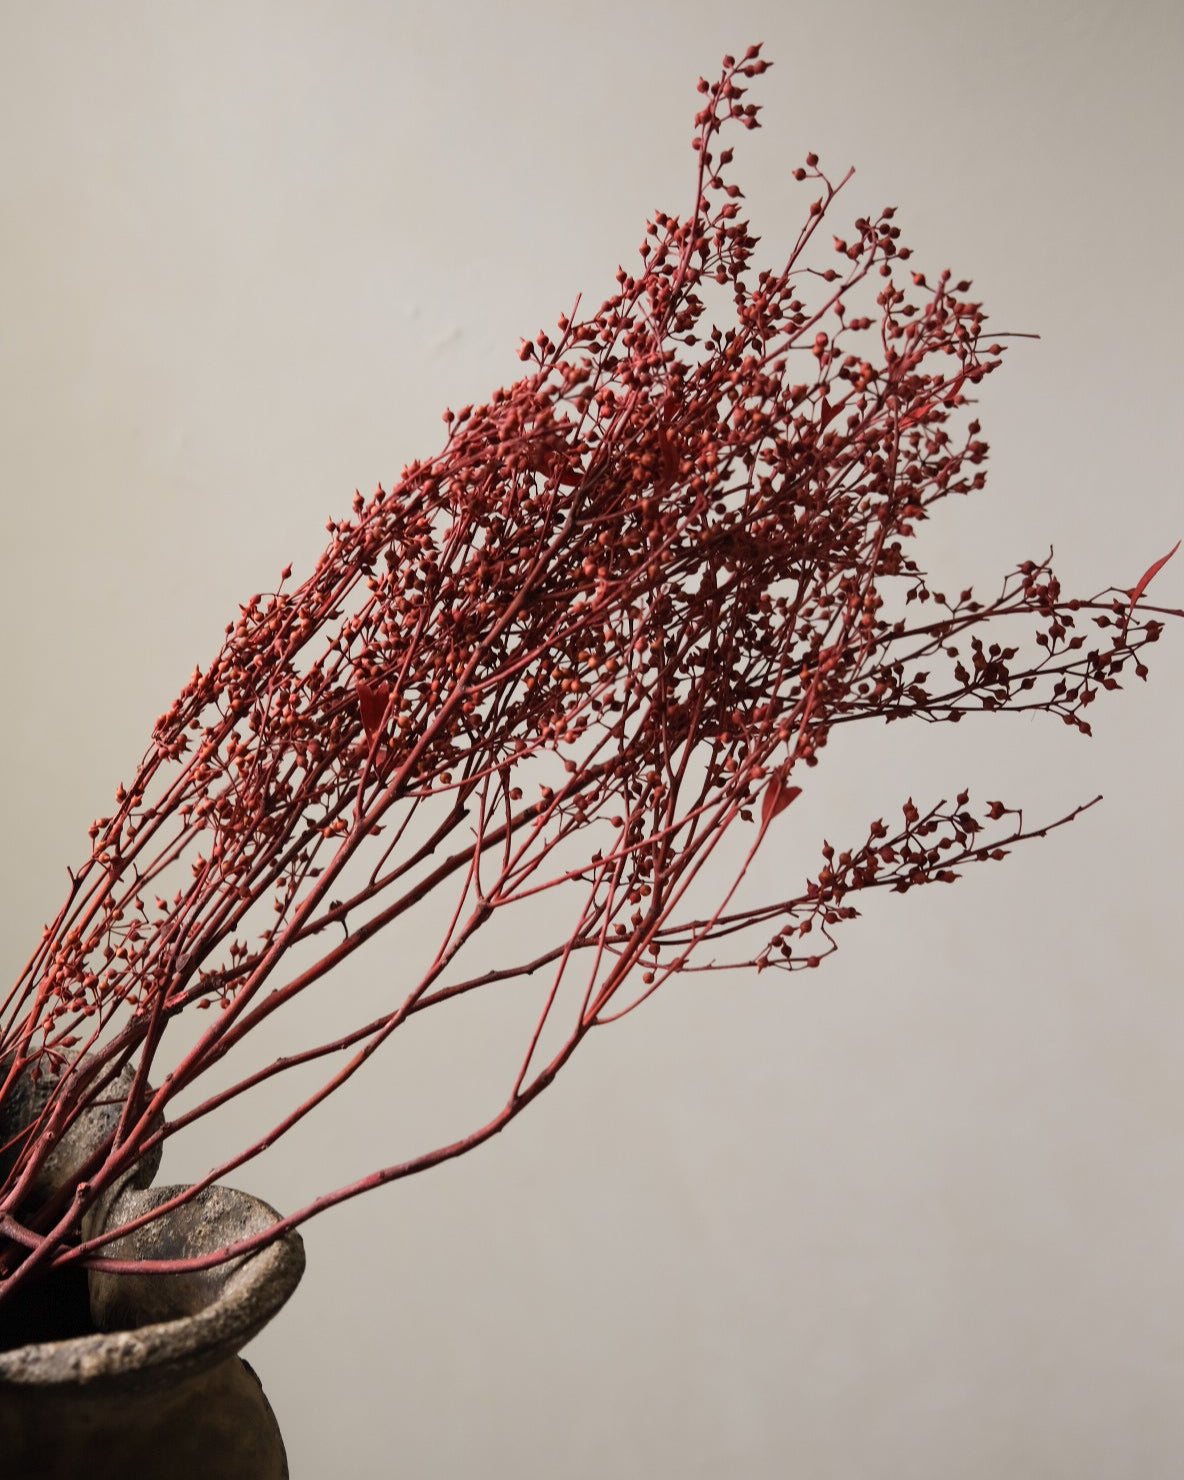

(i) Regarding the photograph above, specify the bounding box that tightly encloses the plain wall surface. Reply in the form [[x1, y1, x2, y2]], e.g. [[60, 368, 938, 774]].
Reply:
[[2, 3, 1182, 1475]]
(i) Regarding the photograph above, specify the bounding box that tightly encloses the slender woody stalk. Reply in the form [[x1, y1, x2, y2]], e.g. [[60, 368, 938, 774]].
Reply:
[[0, 47, 1178, 1299]]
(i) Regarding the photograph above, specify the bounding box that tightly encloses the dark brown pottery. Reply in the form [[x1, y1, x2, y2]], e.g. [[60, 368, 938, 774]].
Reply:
[[0, 1058, 304, 1478]]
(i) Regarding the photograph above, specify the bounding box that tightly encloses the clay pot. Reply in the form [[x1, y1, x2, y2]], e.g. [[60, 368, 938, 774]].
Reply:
[[0, 1057, 304, 1478]]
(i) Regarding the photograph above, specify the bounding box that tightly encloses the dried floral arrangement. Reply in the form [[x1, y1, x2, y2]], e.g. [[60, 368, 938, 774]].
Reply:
[[1, 46, 1177, 1311]]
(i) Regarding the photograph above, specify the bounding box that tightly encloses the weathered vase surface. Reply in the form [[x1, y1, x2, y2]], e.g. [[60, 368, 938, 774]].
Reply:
[[0, 1058, 304, 1478]]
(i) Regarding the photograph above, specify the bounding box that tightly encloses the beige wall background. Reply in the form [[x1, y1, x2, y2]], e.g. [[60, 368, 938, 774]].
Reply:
[[2, 2, 1182, 1475]]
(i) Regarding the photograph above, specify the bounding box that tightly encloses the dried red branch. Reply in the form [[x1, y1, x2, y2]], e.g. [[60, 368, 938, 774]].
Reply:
[[1, 46, 1179, 1303]]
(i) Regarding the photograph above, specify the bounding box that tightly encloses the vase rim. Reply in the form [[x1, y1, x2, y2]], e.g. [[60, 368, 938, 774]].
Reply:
[[0, 1183, 304, 1395]]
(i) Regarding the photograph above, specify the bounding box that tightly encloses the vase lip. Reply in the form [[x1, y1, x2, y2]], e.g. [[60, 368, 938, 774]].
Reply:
[[0, 1050, 164, 1216], [0, 1183, 305, 1395]]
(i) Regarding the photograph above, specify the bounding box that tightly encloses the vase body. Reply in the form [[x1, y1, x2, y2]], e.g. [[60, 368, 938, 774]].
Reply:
[[1, 1348, 288, 1480], [0, 1059, 304, 1477]]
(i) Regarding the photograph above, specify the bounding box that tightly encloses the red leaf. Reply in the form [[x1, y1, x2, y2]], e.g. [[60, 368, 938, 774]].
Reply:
[[357, 678, 391, 742], [761, 773, 802, 825], [1127, 540, 1179, 620]]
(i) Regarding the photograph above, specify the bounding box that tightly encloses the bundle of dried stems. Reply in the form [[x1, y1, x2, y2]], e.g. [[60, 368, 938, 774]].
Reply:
[[1, 47, 1177, 1309]]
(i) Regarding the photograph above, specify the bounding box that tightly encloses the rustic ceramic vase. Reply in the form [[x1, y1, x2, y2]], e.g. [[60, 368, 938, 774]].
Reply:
[[0, 1057, 304, 1479]]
